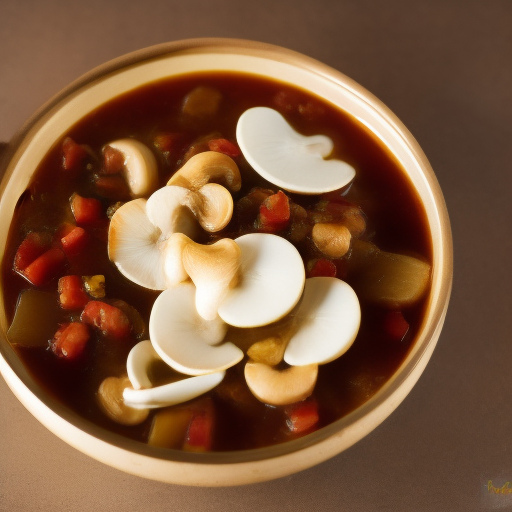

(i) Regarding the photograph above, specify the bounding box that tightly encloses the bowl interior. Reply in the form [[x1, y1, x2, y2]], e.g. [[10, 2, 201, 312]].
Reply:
[[0, 40, 452, 485]]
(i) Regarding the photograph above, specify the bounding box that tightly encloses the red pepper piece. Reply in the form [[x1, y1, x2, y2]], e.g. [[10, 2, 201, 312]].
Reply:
[[60, 226, 88, 258], [54, 222, 76, 242], [102, 146, 125, 174], [81, 300, 131, 340], [285, 398, 319, 434], [183, 399, 215, 452], [308, 258, 337, 278], [51, 322, 90, 360], [13, 232, 50, 272], [58, 275, 90, 310], [22, 247, 66, 286], [383, 311, 410, 342], [70, 193, 103, 225], [62, 137, 88, 171], [257, 190, 290, 232], [207, 138, 241, 158]]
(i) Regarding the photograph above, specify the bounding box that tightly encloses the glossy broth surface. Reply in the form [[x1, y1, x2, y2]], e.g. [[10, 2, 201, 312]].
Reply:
[[2, 72, 431, 450]]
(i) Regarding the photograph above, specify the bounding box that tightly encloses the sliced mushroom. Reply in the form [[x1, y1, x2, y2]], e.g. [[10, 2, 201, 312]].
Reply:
[[218, 233, 305, 328], [108, 199, 170, 289], [284, 277, 360, 366], [106, 139, 158, 198], [123, 372, 225, 409], [127, 339, 159, 390], [236, 107, 355, 194], [182, 237, 241, 321], [97, 376, 149, 425], [108, 184, 233, 290], [244, 362, 318, 406], [149, 282, 243, 376], [312, 222, 351, 258], [167, 151, 241, 192]]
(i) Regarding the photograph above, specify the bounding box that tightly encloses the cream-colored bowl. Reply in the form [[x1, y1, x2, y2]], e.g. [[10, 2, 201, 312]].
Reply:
[[0, 38, 452, 486]]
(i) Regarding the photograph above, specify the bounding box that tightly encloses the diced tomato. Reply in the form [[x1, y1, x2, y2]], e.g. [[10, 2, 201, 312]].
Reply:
[[62, 137, 88, 171], [22, 247, 66, 286], [154, 132, 183, 154], [58, 275, 90, 310], [81, 300, 131, 340], [54, 222, 76, 242], [60, 226, 88, 258], [383, 311, 410, 342], [285, 398, 319, 434], [308, 258, 337, 278], [183, 400, 215, 452], [257, 190, 290, 232], [102, 146, 125, 174], [70, 193, 103, 224], [13, 232, 50, 272], [51, 322, 90, 360], [207, 138, 241, 158]]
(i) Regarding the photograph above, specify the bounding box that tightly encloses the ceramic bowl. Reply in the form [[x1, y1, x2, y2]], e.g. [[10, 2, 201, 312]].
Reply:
[[0, 38, 452, 486]]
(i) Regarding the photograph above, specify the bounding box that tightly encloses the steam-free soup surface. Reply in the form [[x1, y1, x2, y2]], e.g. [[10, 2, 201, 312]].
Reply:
[[2, 72, 431, 451]]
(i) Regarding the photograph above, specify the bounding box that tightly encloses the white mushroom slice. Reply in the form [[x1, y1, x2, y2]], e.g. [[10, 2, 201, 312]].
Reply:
[[193, 183, 233, 232], [106, 139, 158, 198], [167, 151, 241, 192], [218, 233, 305, 328], [108, 199, 169, 289], [123, 371, 225, 409], [284, 277, 361, 366], [145, 185, 198, 237], [244, 362, 318, 406], [236, 107, 356, 194], [108, 182, 233, 290], [146, 184, 233, 234], [127, 340, 159, 390], [182, 237, 241, 321], [149, 282, 243, 376]]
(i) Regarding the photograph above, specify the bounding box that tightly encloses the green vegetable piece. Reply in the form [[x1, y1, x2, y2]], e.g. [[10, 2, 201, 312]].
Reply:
[[7, 290, 61, 347], [82, 275, 105, 298]]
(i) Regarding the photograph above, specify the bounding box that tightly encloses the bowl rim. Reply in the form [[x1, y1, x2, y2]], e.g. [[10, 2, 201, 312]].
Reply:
[[0, 37, 453, 484]]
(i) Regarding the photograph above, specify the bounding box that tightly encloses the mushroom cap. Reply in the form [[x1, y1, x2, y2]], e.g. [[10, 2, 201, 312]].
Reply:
[[127, 339, 159, 390], [167, 151, 241, 192], [244, 362, 318, 406], [145, 185, 198, 237], [106, 139, 158, 198], [108, 198, 169, 290], [218, 233, 305, 328], [284, 277, 361, 366], [123, 371, 225, 410], [236, 107, 356, 194], [149, 282, 243, 376]]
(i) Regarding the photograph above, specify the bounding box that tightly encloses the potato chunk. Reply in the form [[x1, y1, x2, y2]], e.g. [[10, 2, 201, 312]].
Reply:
[[353, 249, 431, 308]]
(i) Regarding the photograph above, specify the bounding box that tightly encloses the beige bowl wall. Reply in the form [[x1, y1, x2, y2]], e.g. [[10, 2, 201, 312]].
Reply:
[[0, 39, 452, 486]]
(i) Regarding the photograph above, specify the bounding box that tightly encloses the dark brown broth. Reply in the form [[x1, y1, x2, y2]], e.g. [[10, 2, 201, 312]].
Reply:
[[1, 72, 431, 451]]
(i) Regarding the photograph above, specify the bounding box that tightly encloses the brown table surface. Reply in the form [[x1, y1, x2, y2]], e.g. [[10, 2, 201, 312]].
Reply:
[[1, 1, 510, 510]]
